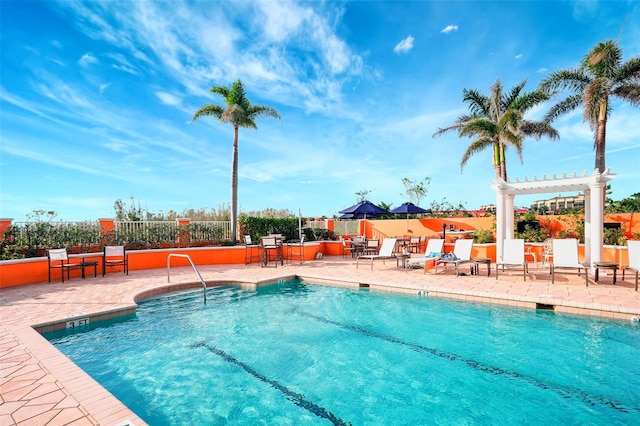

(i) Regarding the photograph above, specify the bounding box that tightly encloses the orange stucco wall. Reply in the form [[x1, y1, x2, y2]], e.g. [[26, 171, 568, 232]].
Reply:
[[0, 242, 347, 289]]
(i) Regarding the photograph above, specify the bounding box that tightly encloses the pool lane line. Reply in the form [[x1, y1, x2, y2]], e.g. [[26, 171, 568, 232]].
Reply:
[[293, 309, 639, 415], [189, 341, 350, 426]]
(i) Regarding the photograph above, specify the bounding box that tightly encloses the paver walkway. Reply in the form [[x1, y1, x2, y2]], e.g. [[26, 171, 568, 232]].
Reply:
[[2, 257, 639, 425]]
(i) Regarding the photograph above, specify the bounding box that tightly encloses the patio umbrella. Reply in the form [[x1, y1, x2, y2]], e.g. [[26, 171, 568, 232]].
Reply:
[[390, 202, 432, 233], [339, 200, 390, 220], [339, 212, 379, 219]]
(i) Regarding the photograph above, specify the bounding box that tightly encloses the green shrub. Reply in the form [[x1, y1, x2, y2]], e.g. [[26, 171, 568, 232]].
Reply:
[[473, 229, 494, 243]]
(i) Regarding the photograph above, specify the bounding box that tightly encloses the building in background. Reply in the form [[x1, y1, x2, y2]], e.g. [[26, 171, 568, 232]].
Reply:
[[530, 193, 585, 214]]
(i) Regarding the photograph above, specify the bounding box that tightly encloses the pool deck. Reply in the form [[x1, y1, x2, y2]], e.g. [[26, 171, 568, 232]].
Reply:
[[2, 256, 639, 425]]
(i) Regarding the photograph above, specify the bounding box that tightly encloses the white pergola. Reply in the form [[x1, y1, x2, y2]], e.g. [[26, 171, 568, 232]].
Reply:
[[492, 168, 615, 270]]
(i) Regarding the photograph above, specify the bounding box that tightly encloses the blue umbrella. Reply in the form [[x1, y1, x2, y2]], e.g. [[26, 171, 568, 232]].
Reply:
[[339, 200, 390, 219], [390, 202, 431, 215], [390, 202, 431, 234]]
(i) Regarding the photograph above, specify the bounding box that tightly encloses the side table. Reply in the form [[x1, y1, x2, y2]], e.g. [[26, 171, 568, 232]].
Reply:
[[80, 261, 98, 278], [472, 258, 491, 276], [594, 261, 619, 284]]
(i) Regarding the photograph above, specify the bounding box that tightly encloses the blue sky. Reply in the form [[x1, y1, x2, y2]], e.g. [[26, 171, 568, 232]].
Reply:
[[1, 0, 639, 222]]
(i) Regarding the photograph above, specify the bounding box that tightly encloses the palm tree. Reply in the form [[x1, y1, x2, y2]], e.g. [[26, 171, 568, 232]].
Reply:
[[540, 40, 640, 173], [433, 79, 558, 181], [192, 79, 281, 243]]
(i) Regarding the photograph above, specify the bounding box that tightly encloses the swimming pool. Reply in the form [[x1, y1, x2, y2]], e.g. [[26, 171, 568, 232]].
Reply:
[[45, 280, 640, 425]]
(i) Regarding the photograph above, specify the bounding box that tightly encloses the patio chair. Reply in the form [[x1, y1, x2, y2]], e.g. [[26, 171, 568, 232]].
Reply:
[[357, 238, 397, 270], [622, 240, 639, 291], [435, 238, 473, 276], [48, 248, 83, 283], [541, 238, 553, 267], [408, 236, 421, 253], [260, 236, 283, 268], [550, 238, 588, 286], [102, 245, 129, 276], [243, 235, 261, 265], [340, 236, 356, 258], [364, 239, 379, 255], [495, 239, 528, 281], [286, 236, 305, 264]]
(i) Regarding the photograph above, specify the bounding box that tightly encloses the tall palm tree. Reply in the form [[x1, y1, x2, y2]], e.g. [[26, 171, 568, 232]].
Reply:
[[433, 79, 558, 181], [192, 79, 281, 243], [540, 40, 640, 173]]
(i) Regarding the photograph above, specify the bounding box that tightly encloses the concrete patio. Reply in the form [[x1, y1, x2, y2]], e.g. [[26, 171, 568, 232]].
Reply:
[[2, 256, 639, 425]]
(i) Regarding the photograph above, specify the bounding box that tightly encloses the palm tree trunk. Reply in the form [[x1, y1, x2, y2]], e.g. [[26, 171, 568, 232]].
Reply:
[[595, 100, 607, 173], [499, 143, 508, 181], [230, 126, 239, 243], [493, 143, 502, 179]]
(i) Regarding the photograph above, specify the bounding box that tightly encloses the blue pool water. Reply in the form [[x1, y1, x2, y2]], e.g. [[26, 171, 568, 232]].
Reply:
[[45, 280, 640, 425]]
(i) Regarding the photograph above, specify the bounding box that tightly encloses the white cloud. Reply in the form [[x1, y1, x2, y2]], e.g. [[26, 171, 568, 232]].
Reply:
[[514, 53, 523, 59], [156, 91, 182, 107], [536, 67, 548, 73], [440, 25, 458, 34], [78, 53, 98, 67], [394, 35, 414, 54], [99, 84, 109, 94]]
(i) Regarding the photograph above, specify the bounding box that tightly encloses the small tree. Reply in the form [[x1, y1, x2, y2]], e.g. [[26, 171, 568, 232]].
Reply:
[[401, 177, 431, 206]]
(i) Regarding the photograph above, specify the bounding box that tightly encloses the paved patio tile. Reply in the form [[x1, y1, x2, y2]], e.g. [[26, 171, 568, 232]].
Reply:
[[1, 256, 639, 425]]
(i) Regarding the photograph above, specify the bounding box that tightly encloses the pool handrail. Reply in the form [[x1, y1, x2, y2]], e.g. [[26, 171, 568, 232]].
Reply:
[[167, 253, 207, 304]]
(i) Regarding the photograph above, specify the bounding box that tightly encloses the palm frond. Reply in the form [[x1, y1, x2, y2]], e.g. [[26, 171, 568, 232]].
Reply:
[[543, 94, 582, 122], [460, 137, 494, 171], [520, 121, 560, 140], [614, 56, 640, 83], [462, 89, 490, 116], [612, 83, 640, 106], [192, 104, 225, 123], [582, 40, 621, 79], [503, 79, 527, 110], [583, 80, 609, 130]]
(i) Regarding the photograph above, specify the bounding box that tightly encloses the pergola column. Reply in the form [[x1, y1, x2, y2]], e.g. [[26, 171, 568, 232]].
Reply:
[[505, 193, 515, 239], [495, 188, 507, 261], [588, 180, 605, 268], [583, 189, 591, 266]]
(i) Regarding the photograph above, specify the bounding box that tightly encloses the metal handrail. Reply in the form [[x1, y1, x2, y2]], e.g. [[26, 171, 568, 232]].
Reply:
[[167, 254, 207, 304]]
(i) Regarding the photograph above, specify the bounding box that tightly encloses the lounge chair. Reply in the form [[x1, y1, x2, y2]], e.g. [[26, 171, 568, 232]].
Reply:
[[550, 238, 588, 286], [435, 238, 473, 276], [357, 238, 397, 270], [622, 240, 639, 291], [403, 238, 444, 274], [495, 239, 528, 281]]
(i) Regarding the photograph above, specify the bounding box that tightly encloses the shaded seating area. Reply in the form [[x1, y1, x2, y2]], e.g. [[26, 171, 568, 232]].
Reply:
[[550, 238, 588, 286], [356, 238, 397, 270], [623, 240, 639, 291], [102, 245, 128, 276], [434, 239, 473, 276], [495, 239, 528, 281], [47, 248, 88, 283]]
